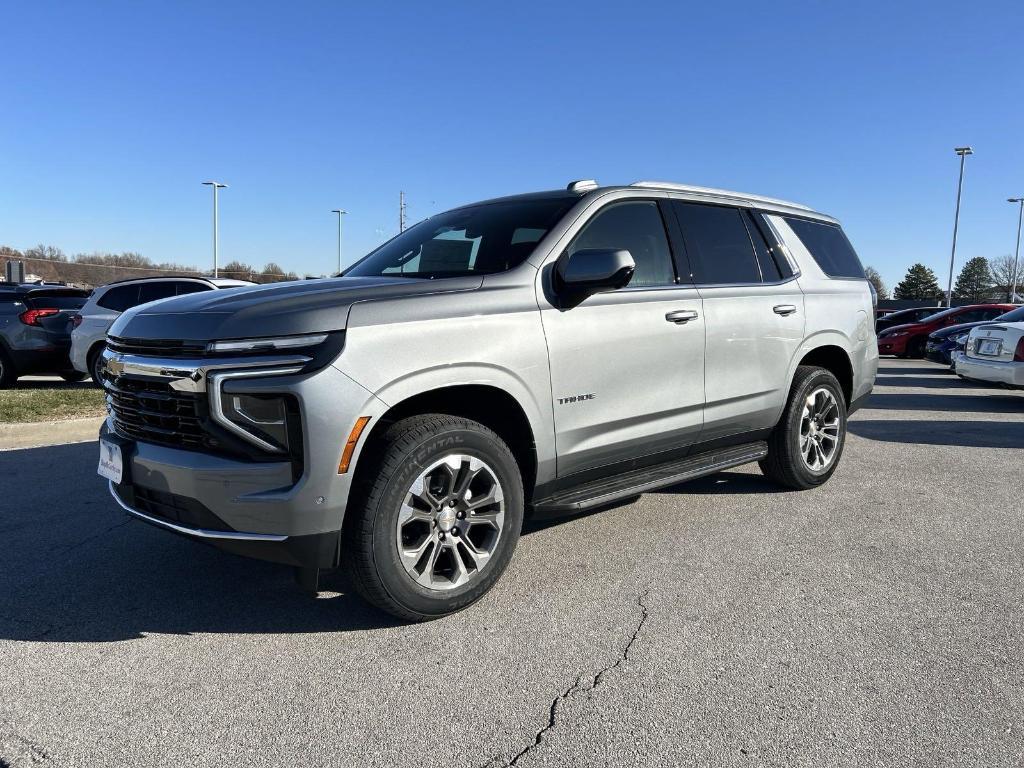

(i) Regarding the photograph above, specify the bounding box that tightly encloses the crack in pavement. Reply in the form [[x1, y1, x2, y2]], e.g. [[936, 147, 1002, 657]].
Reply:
[[52, 517, 130, 554], [0, 724, 52, 767], [483, 588, 651, 768]]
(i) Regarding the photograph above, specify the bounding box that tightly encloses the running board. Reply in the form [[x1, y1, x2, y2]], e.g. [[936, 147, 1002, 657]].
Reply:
[[532, 441, 768, 517]]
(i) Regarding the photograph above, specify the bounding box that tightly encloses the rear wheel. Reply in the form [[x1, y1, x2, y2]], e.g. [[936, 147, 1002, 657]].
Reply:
[[88, 344, 106, 386], [760, 366, 848, 490], [341, 414, 524, 621], [0, 349, 16, 388]]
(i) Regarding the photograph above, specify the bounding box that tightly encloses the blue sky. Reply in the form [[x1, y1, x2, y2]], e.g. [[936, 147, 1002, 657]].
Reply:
[[2, 0, 1022, 289]]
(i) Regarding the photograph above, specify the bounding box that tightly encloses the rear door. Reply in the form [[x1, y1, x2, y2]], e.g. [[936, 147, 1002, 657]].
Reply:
[[669, 201, 805, 441]]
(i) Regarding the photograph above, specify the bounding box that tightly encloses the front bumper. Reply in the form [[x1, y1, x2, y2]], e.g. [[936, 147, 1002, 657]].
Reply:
[[877, 335, 908, 356], [955, 356, 1024, 388], [924, 341, 952, 366], [101, 355, 387, 567]]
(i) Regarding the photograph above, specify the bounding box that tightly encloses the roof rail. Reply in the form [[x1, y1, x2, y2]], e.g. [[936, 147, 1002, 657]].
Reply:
[[629, 181, 813, 211]]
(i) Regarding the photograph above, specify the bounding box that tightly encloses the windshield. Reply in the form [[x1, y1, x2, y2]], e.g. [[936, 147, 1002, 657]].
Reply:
[[917, 307, 960, 323], [344, 197, 577, 279], [995, 306, 1024, 322]]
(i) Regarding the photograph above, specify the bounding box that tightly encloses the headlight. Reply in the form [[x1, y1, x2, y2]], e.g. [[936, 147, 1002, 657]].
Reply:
[[208, 333, 329, 354], [220, 392, 297, 453]]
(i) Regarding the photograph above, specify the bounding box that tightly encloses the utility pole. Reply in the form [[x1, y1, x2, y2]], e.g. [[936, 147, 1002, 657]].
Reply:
[[331, 209, 347, 274], [202, 181, 228, 278], [1007, 196, 1024, 303], [399, 191, 407, 233], [945, 147, 973, 308]]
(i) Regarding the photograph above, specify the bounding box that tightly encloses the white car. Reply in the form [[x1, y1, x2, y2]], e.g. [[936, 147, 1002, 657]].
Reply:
[[957, 320, 1024, 388], [71, 276, 254, 383]]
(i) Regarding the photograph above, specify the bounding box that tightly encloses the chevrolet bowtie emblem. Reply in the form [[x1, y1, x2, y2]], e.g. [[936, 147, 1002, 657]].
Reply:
[[106, 356, 125, 376]]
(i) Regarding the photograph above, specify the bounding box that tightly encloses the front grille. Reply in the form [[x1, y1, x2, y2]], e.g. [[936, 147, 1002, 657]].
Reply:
[[105, 375, 206, 451], [107, 335, 208, 358]]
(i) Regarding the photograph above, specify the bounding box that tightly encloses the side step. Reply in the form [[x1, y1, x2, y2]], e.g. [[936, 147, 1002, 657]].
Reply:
[[532, 441, 768, 517]]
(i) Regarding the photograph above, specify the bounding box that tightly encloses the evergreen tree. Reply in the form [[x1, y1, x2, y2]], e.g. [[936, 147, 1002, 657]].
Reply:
[[953, 257, 994, 301], [863, 266, 889, 299], [893, 263, 942, 301]]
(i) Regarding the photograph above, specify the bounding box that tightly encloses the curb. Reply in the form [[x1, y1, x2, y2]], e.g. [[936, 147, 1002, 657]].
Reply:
[[0, 416, 105, 451]]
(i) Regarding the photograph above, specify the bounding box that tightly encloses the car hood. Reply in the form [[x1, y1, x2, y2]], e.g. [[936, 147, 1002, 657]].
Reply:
[[108, 275, 482, 342], [879, 322, 923, 336], [929, 320, 990, 340]]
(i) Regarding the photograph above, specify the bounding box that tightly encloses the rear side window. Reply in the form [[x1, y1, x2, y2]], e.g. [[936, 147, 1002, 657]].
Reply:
[[783, 217, 865, 278], [97, 285, 140, 312], [568, 201, 676, 288], [671, 202, 761, 285], [138, 282, 178, 304], [175, 281, 214, 296]]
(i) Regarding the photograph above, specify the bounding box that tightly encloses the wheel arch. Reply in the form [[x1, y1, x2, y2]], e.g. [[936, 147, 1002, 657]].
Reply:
[[358, 383, 542, 502], [794, 341, 854, 405]]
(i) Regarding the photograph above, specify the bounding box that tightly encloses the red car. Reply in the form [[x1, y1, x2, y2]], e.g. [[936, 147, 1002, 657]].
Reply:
[[877, 303, 1017, 358]]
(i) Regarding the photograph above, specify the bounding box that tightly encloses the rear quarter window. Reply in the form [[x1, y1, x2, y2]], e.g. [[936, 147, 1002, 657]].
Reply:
[[783, 217, 865, 279]]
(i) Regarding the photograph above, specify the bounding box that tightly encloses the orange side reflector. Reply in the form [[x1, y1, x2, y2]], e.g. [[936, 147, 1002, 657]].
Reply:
[[338, 416, 371, 474]]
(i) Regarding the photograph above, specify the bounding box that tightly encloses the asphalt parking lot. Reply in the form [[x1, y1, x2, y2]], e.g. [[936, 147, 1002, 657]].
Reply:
[[2, 358, 1023, 767]]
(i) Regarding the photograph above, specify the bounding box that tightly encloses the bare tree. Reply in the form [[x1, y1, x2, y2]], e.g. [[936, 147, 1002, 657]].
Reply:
[[863, 266, 889, 299], [989, 254, 1019, 301]]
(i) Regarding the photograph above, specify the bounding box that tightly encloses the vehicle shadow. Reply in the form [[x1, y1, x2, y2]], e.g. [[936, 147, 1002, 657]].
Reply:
[[873, 374, 963, 389], [848, 419, 1024, 449], [14, 377, 97, 390], [0, 443, 401, 643], [864, 391, 1024, 413], [653, 470, 790, 496]]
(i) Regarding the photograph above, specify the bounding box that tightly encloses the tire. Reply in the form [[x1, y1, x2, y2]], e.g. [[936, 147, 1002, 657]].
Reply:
[[341, 414, 524, 621], [907, 336, 927, 359], [60, 371, 87, 383], [759, 366, 848, 490], [88, 344, 106, 386], [0, 348, 16, 388]]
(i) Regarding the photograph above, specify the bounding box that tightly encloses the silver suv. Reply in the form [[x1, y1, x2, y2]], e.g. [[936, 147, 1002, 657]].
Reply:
[[97, 181, 877, 620]]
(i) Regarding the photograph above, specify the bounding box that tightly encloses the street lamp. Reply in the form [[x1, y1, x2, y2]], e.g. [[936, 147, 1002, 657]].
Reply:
[[1009, 197, 1024, 303], [945, 147, 973, 308], [331, 209, 348, 274], [202, 181, 228, 278]]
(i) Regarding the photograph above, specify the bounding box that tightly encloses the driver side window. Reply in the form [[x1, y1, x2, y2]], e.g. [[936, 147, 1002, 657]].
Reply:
[[568, 201, 676, 288]]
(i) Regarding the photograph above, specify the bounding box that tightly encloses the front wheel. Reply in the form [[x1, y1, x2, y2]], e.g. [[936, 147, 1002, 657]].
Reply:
[[341, 414, 524, 621], [760, 366, 848, 490], [0, 349, 16, 388]]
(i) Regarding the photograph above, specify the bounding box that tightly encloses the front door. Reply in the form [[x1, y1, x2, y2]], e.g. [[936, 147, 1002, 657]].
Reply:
[[538, 198, 706, 478]]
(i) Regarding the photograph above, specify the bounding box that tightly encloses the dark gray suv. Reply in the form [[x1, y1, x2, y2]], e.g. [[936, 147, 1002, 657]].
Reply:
[[0, 283, 90, 387]]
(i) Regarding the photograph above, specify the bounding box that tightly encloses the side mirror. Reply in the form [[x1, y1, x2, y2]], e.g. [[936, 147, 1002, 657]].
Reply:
[[556, 248, 635, 297]]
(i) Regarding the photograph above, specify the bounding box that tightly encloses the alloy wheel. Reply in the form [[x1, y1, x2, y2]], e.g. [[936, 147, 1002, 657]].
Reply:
[[396, 454, 505, 591], [799, 387, 841, 472]]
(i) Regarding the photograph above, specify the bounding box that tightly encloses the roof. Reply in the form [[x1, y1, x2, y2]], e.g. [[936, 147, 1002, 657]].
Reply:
[[452, 180, 832, 221]]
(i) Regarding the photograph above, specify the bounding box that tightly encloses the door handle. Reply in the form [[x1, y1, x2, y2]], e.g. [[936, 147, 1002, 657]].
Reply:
[[665, 309, 699, 324], [773, 304, 797, 316]]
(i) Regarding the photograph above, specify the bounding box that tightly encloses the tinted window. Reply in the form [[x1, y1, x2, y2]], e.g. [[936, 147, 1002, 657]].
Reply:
[[568, 201, 675, 287], [672, 202, 761, 285], [783, 217, 864, 278], [345, 197, 576, 279], [23, 292, 88, 309], [138, 282, 178, 304], [176, 281, 212, 296], [996, 306, 1024, 322], [982, 308, 1008, 320], [743, 212, 782, 281], [97, 285, 140, 312]]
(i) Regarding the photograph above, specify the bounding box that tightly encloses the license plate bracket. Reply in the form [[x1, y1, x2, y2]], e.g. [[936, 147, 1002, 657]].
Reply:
[[97, 435, 133, 485], [978, 339, 1001, 356]]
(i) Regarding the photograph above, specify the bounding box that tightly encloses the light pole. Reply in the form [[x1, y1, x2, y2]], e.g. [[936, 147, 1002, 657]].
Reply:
[[1009, 197, 1023, 303], [945, 147, 973, 307], [202, 181, 228, 277], [331, 209, 347, 274]]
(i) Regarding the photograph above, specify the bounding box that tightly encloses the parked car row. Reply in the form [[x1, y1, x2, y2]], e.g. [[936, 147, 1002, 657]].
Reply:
[[0, 276, 254, 387], [876, 303, 1016, 359]]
